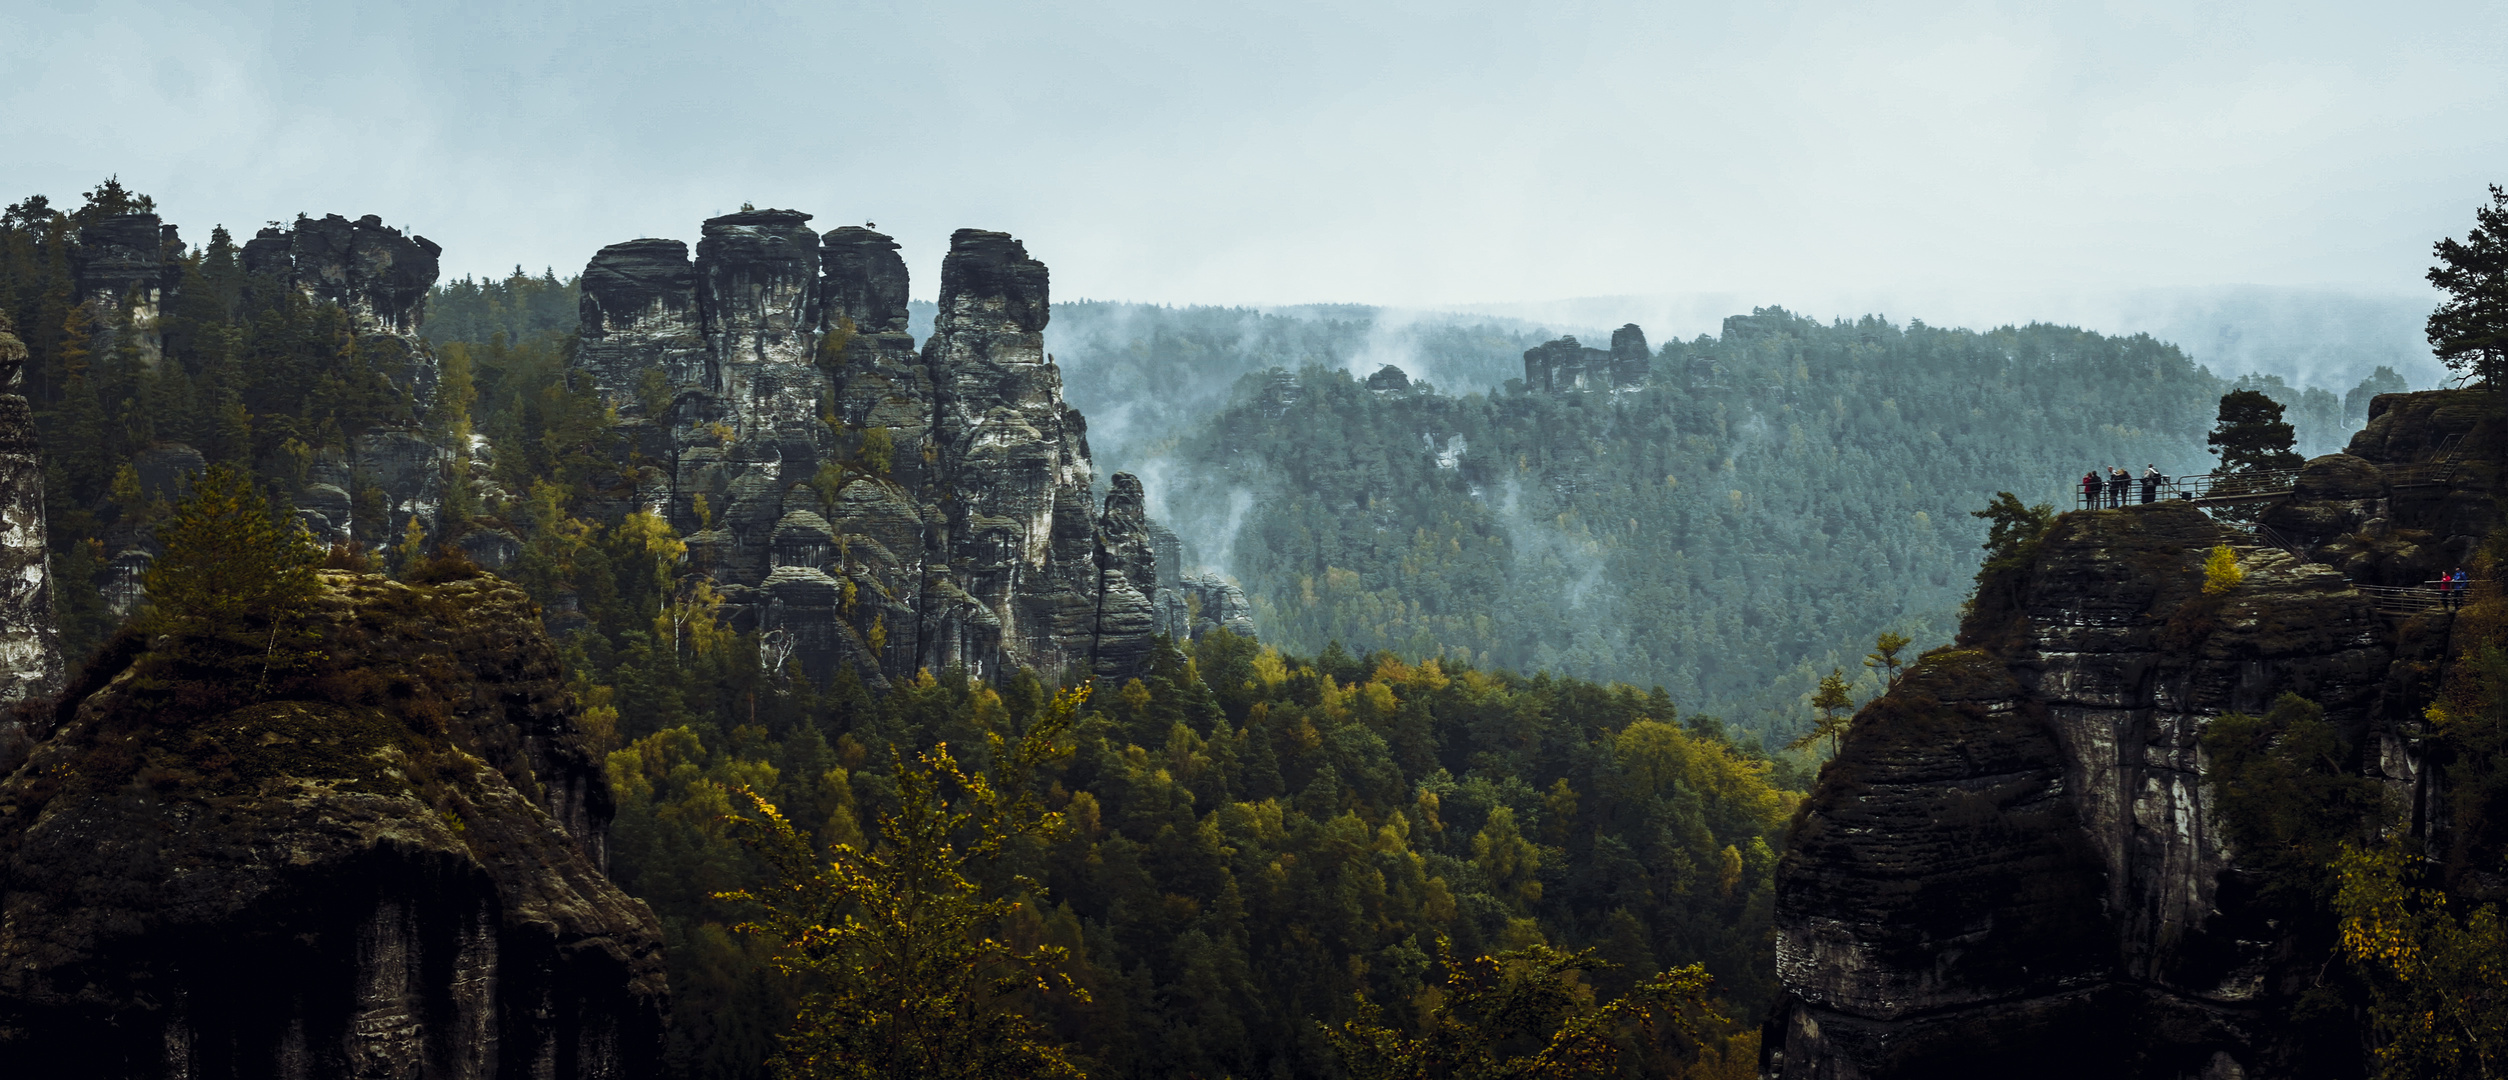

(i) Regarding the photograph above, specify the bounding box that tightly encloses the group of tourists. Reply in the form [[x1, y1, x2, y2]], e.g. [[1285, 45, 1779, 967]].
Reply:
[[2438, 566, 2471, 611], [2080, 465, 2167, 508]]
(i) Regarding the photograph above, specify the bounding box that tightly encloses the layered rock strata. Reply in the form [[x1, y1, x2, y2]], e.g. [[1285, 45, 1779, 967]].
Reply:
[[1767, 390, 2494, 1079], [575, 213, 1226, 687], [0, 572, 666, 1077]]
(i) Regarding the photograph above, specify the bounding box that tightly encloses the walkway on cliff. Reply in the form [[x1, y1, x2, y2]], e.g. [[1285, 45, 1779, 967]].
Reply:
[[2070, 434, 2469, 512], [2064, 432, 2477, 618]]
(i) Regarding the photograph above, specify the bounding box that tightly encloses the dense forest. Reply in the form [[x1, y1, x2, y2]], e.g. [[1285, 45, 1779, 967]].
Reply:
[[0, 181, 2453, 1078], [1124, 313, 2412, 735], [0, 193, 1790, 1078], [429, 278, 2409, 739]]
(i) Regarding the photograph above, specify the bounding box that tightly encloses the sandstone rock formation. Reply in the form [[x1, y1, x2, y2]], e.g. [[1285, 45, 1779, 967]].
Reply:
[[241, 212, 442, 418], [1767, 390, 2494, 1079], [574, 213, 1228, 688], [66, 213, 453, 611], [1522, 323, 1650, 392], [0, 315, 60, 728], [0, 571, 666, 1077], [70, 213, 182, 371]]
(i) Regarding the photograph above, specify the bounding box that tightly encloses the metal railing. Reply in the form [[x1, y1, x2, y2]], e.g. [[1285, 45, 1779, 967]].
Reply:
[[2243, 522, 2310, 558], [2072, 469, 2299, 510], [2358, 583, 2467, 617], [2068, 432, 2475, 517], [2176, 468, 2303, 504]]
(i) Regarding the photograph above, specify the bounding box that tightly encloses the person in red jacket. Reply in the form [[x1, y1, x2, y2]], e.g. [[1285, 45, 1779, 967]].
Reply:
[[2082, 470, 2102, 510]]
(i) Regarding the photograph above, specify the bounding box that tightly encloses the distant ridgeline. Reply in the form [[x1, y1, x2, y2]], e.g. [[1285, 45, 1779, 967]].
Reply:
[[1147, 309, 2393, 732]]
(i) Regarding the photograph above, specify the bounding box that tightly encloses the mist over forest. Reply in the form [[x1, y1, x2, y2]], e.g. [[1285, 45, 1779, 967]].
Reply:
[[419, 270, 2432, 737]]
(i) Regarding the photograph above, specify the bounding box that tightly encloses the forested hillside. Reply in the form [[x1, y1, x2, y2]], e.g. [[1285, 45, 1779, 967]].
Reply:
[[1149, 314, 2247, 734], [0, 183, 2422, 1078], [1, 189, 1787, 1079], [1045, 302, 1557, 471]]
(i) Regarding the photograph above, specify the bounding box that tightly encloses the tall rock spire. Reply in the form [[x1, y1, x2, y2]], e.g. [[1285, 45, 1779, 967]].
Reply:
[[0, 313, 60, 714], [572, 216, 1214, 687]]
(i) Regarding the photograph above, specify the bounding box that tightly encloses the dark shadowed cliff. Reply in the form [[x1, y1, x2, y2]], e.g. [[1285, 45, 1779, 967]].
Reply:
[[0, 570, 665, 1078], [1767, 389, 2499, 1079]]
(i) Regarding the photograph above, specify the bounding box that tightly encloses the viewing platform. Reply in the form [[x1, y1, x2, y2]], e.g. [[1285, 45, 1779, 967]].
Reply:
[[2072, 436, 2469, 512], [2072, 468, 2297, 509]]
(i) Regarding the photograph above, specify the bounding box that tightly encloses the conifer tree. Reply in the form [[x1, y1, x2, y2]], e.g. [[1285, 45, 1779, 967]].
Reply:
[[2428, 185, 2508, 386], [143, 463, 320, 639], [2208, 389, 2304, 474]]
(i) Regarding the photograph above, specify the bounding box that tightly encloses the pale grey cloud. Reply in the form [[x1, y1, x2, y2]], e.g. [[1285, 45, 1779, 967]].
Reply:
[[5, 0, 2503, 314]]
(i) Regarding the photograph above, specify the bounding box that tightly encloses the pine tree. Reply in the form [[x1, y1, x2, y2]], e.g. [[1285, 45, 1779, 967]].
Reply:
[[2428, 185, 2508, 385], [143, 463, 320, 639], [2208, 389, 2304, 474]]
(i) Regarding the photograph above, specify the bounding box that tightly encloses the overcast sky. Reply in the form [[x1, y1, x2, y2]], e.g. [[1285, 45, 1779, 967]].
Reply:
[[7, 0, 2504, 329]]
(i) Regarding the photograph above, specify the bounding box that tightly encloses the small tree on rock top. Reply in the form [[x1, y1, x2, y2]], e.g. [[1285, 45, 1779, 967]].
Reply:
[[2208, 389, 2304, 475], [2428, 184, 2508, 386], [143, 464, 321, 639]]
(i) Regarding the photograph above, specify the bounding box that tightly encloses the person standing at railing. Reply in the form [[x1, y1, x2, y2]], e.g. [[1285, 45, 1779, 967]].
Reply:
[[2142, 464, 2161, 504], [2446, 567, 2469, 611], [2109, 466, 2130, 507], [2082, 470, 2102, 510]]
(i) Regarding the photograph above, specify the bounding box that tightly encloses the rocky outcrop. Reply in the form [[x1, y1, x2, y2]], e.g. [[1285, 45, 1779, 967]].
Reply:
[[1522, 324, 1650, 393], [1767, 390, 2497, 1079], [0, 571, 666, 1077], [0, 315, 60, 730], [242, 214, 441, 413], [577, 238, 703, 410], [573, 214, 1222, 687], [70, 213, 182, 371], [242, 213, 441, 339], [64, 212, 453, 607]]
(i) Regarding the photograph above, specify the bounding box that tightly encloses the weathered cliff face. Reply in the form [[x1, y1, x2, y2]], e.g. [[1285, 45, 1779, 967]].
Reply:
[[1522, 323, 1650, 393], [1768, 390, 2493, 1080], [0, 317, 60, 731], [0, 571, 666, 1078], [70, 213, 182, 371], [69, 212, 452, 609], [574, 214, 1225, 688]]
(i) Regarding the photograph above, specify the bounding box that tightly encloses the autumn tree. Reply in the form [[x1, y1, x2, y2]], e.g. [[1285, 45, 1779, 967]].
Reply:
[[2427, 184, 2508, 386], [723, 684, 1094, 1080], [2335, 839, 2508, 1079], [1322, 939, 1721, 1080]]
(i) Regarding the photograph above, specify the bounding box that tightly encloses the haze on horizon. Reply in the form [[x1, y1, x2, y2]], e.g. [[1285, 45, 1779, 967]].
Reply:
[[8, 0, 2505, 344]]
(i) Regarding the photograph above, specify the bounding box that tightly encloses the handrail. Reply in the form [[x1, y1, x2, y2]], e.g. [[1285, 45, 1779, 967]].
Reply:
[[2072, 469, 2298, 509], [2070, 439, 2475, 511]]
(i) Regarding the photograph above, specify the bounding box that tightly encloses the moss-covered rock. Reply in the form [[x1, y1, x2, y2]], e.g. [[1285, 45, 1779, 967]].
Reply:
[[0, 570, 665, 1078]]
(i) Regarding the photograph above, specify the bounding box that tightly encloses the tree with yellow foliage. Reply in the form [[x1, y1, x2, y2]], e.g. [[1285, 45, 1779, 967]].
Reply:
[[2334, 838, 2508, 1079], [723, 685, 1094, 1080], [1323, 938, 1721, 1080]]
